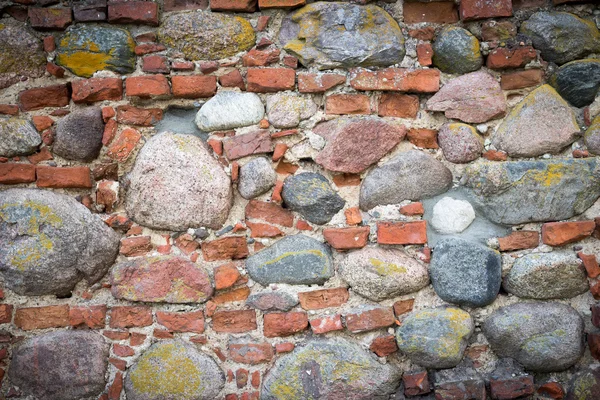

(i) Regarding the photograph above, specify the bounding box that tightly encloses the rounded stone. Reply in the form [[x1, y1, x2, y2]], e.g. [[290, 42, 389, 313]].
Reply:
[[266, 94, 317, 129], [0, 21, 46, 89], [125, 340, 225, 400], [53, 106, 104, 162], [339, 246, 429, 301], [503, 252, 588, 299], [0, 117, 41, 157], [483, 302, 584, 372], [550, 59, 600, 108], [159, 11, 255, 60], [430, 238, 501, 307], [431, 197, 476, 234], [9, 330, 108, 400], [359, 150, 453, 210], [125, 132, 232, 231], [438, 123, 483, 163], [261, 337, 402, 399], [246, 234, 334, 286], [282, 172, 345, 225], [56, 25, 136, 78], [238, 157, 277, 200], [585, 115, 600, 155], [0, 188, 120, 296], [280, 2, 405, 70], [433, 26, 483, 74], [246, 291, 299, 312], [396, 307, 474, 369], [566, 366, 600, 400], [195, 91, 265, 132]]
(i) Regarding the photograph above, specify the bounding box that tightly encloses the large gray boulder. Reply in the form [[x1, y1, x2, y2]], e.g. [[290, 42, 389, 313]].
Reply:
[[53, 106, 104, 162], [0, 117, 41, 157]]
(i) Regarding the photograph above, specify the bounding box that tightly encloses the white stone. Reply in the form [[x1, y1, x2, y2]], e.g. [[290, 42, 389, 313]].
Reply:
[[266, 94, 317, 129], [431, 197, 476, 234], [238, 158, 277, 199], [195, 91, 264, 132]]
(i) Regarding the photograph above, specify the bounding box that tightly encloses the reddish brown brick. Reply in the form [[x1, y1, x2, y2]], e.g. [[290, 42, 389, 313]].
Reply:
[[171, 75, 217, 98], [119, 236, 152, 257], [72, 78, 123, 103], [223, 130, 272, 160], [247, 68, 295, 92], [110, 306, 152, 328], [106, 128, 142, 162], [417, 43, 434, 66], [541, 221, 596, 246], [259, 0, 305, 8], [15, 305, 69, 331], [108, 1, 159, 25], [350, 68, 440, 93], [298, 288, 349, 310], [0, 105, 19, 116], [36, 166, 92, 188], [202, 237, 249, 261], [28, 7, 73, 30], [246, 222, 283, 238], [69, 305, 107, 329], [536, 382, 564, 400], [370, 335, 399, 357], [245, 200, 294, 227], [0, 163, 36, 184], [578, 252, 600, 279], [134, 43, 166, 55], [487, 46, 537, 69], [219, 70, 245, 90], [19, 84, 70, 111], [500, 69, 544, 90], [126, 75, 171, 98], [498, 231, 539, 251], [403, 1, 458, 23], [323, 227, 370, 250], [229, 343, 274, 364], [393, 299, 415, 317], [345, 306, 395, 333], [242, 49, 280, 67], [156, 310, 205, 333], [489, 376, 534, 400], [400, 202, 424, 216], [407, 128, 438, 149], [0, 305, 13, 324], [344, 207, 362, 225], [326, 94, 371, 115], [142, 55, 169, 73], [377, 221, 427, 245], [213, 310, 257, 333], [116, 105, 162, 126], [264, 312, 308, 337], [309, 314, 343, 334], [210, 0, 257, 11], [378, 93, 419, 118], [298, 73, 345, 93], [460, 0, 512, 21]]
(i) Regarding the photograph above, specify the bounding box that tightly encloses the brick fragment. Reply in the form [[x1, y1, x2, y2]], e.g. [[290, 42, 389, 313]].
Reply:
[[541, 221, 596, 246], [106, 128, 141, 162], [243, 49, 280, 67], [69, 305, 107, 329], [483, 150, 508, 161], [403, 371, 430, 396], [110, 306, 152, 328], [126, 75, 171, 98], [407, 128, 438, 149], [417, 43, 433, 66], [536, 382, 564, 400], [345, 306, 395, 333], [393, 299, 415, 317], [245, 200, 294, 226], [246, 222, 283, 238], [0, 305, 13, 324], [264, 312, 308, 337], [36, 166, 92, 188], [400, 202, 424, 216], [15, 305, 69, 330], [219, 70, 246, 90], [156, 310, 204, 333], [28, 7, 72, 30], [210, 0, 257, 11], [460, 0, 512, 21], [378, 93, 419, 118], [212, 310, 257, 333], [108, 1, 159, 25], [0, 163, 36, 184], [350, 68, 440, 92], [202, 237, 249, 261], [116, 106, 162, 126], [489, 376, 534, 400], [377, 221, 427, 245], [326, 94, 371, 115], [113, 344, 134, 357], [298, 288, 349, 310], [309, 314, 343, 334], [498, 231, 539, 251], [259, 0, 305, 8], [500, 69, 544, 90], [0, 105, 19, 115], [214, 264, 242, 290], [142, 55, 170, 74], [19, 84, 70, 111], [370, 335, 399, 357], [323, 227, 370, 250], [223, 130, 272, 160], [345, 207, 362, 225], [247, 68, 295, 92], [171, 75, 217, 98], [229, 343, 273, 364], [577, 252, 600, 278], [73, 0, 108, 22], [403, 1, 458, 24], [487, 46, 536, 69], [298, 73, 345, 93], [72, 78, 122, 103]]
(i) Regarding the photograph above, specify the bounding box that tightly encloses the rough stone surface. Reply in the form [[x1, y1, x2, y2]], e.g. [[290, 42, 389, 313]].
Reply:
[[483, 302, 584, 371], [56, 25, 136, 77], [314, 117, 406, 174], [360, 150, 453, 210], [246, 291, 299, 312], [396, 307, 474, 369], [53, 107, 104, 162], [159, 11, 255, 60], [9, 330, 108, 400], [492, 85, 579, 157], [426, 71, 506, 123], [238, 157, 277, 199], [339, 246, 429, 301], [520, 12, 600, 65], [246, 234, 333, 286], [462, 158, 600, 225], [431, 197, 476, 234], [125, 132, 232, 231], [0, 189, 120, 296], [282, 172, 345, 224], [438, 123, 483, 163], [0, 117, 41, 157], [565, 366, 600, 400], [550, 59, 600, 108], [195, 91, 264, 132], [266, 94, 317, 129], [125, 341, 225, 400], [503, 252, 588, 299], [0, 21, 46, 89], [279, 2, 405, 70], [432, 26, 483, 74], [430, 238, 501, 307], [262, 337, 402, 399], [585, 115, 600, 155]]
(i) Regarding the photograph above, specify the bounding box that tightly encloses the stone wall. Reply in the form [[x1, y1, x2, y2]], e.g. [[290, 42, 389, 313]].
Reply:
[[1, 0, 600, 399]]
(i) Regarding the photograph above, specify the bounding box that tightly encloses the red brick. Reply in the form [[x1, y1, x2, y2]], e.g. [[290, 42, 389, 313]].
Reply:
[[96, 180, 118, 213], [259, 0, 305, 8], [264, 312, 308, 337], [202, 236, 249, 261], [578, 252, 600, 279], [394, 299, 415, 317], [156, 310, 205, 333], [246, 221, 283, 238], [298, 73, 345, 93], [19, 84, 70, 111], [126, 75, 170, 98], [486, 46, 537, 69], [403, 1, 458, 24], [333, 173, 361, 187], [271, 180, 283, 202], [498, 231, 539, 251], [275, 342, 294, 353], [370, 335, 398, 357], [142, 55, 170, 74], [377, 221, 427, 245], [43, 35, 56, 52], [272, 143, 288, 162], [28, 7, 73, 30], [130, 332, 146, 346], [345, 306, 395, 333], [171, 61, 195, 71], [15, 305, 69, 331], [135, 43, 166, 55], [309, 314, 343, 334], [106, 127, 142, 162], [400, 202, 424, 216], [408, 27, 435, 41], [219, 70, 245, 90], [229, 343, 273, 364], [116, 105, 162, 126], [541, 221, 596, 246], [489, 376, 534, 400], [0, 163, 36, 184], [69, 305, 107, 329], [500, 69, 544, 90], [298, 288, 349, 310], [174, 233, 199, 255], [323, 227, 370, 250], [110, 306, 152, 328], [108, 371, 123, 400], [32, 116, 53, 132], [326, 94, 371, 115], [243, 49, 280, 67], [251, 371, 260, 389], [213, 286, 250, 304], [460, 0, 512, 21], [36, 166, 91, 188], [435, 379, 487, 400], [536, 382, 564, 400], [223, 130, 272, 160], [109, 358, 127, 371], [214, 264, 242, 290], [46, 62, 65, 78], [200, 61, 219, 74], [283, 55, 298, 69], [119, 236, 152, 257], [171, 75, 217, 99], [0, 105, 19, 116], [236, 368, 249, 388], [378, 93, 419, 118], [417, 43, 433, 66], [108, 1, 159, 25], [483, 150, 508, 161], [102, 106, 115, 122], [247, 68, 295, 92], [113, 344, 134, 357], [164, 0, 208, 11], [103, 330, 130, 340], [212, 310, 257, 333], [345, 207, 362, 225], [404, 371, 431, 396], [245, 200, 294, 227], [350, 68, 440, 93], [407, 128, 438, 149], [0, 305, 13, 324], [211, 0, 257, 11]]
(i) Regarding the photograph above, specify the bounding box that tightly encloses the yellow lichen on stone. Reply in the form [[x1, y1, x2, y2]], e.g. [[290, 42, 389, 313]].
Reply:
[[369, 258, 407, 275], [55, 50, 113, 78]]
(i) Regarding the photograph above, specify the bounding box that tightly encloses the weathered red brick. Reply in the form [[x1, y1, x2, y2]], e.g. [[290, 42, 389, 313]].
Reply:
[[486, 46, 537, 69], [489, 376, 534, 400], [164, 0, 208, 11], [126, 75, 171, 98], [264, 312, 308, 337], [578, 252, 600, 279], [500, 69, 544, 90], [0, 305, 13, 324], [36, 166, 92, 188], [219, 69, 246, 90], [408, 27, 435, 41], [43, 35, 56, 52], [242, 49, 280, 67], [0, 163, 36, 184], [435, 379, 487, 400], [0, 105, 19, 116], [28, 7, 72, 30], [110, 306, 152, 328], [15, 305, 69, 331], [103, 330, 130, 340], [541, 221, 596, 246], [400, 202, 424, 216], [46, 62, 65, 78], [171, 75, 217, 98], [403, 1, 458, 24], [298, 288, 349, 310], [350, 68, 440, 92], [229, 343, 274, 364], [333, 173, 361, 187], [69, 305, 107, 329], [213, 287, 251, 304], [272, 143, 288, 162], [108, 1, 159, 25], [460, 0, 512, 21], [32, 116, 54, 132], [377, 221, 427, 245], [96, 180, 119, 212], [130, 332, 146, 346], [498, 231, 539, 251], [407, 128, 438, 149], [19, 84, 70, 111], [275, 342, 295, 353], [106, 127, 141, 162], [378, 93, 419, 118], [246, 221, 283, 238], [309, 314, 343, 334], [344, 207, 362, 225], [370, 335, 399, 357], [142, 55, 170, 74], [536, 382, 564, 400], [174, 233, 199, 255], [108, 371, 123, 400], [404, 371, 430, 396], [134, 43, 166, 55], [214, 264, 243, 290], [156, 310, 205, 333], [298, 73, 345, 93], [223, 130, 272, 160], [483, 150, 508, 161], [202, 237, 249, 261], [117, 105, 162, 126], [28, 146, 54, 164], [345, 306, 396, 333], [323, 226, 370, 250], [258, 0, 304, 8], [247, 68, 295, 92], [210, 0, 257, 11], [417, 43, 433, 66], [171, 61, 195, 71], [119, 236, 152, 257], [200, 61, 219, 74], [213, 310, 257, 333], [326, 94, 371, 115], [113, 344, 134, 357]]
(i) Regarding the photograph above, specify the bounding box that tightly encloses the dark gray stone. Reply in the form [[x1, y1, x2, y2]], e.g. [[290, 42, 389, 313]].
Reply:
[[246, 291, 299, 312], [282, 172, 345, 224], [0, 117, 41, 157], [238, 157, 277, 200], [433, 26, 483, 74], [0, 21, 46, 89], [54, 106, 104, 162], [550, 59, 600, 108]]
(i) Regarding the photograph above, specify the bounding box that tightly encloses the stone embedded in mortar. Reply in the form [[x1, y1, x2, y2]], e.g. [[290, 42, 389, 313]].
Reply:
[[0, 117, 41, 157], [437, 123, 483, 164], [550, 59, 600, 108], [246, 291, 299, 312], [9, 330, 108, 400], [246, 234, 333, 286], [520, 11, 600, 65], [359, 150, 453, 210], [110, 256, 213, 303], [125, 340, 225, 400], [266, 93, 317, 129], [492, 85, 580, 157], [261, 337, 402, 399], [396, 307, 474, 369], [159, 11, 255, 60], [503, 252, 588, 299], [282, 172, 345, 224], [314, 117, 406, 174], [53, 106, 104, 162], [279, 2, 405, 70], [0, 188, 120, 296], [432, 26, 483, 74], [338, 246, 429, 302], [238, 157, 277, 200], [431, 197, 476, 234], [483, 302, 584, 372], [462, 158, 600, 225], [565, 366, 600, 400], [0, 20, 46, 89], [195, 91, 265, 132], [585, 115, 600, 155], [125, 132, 232, 231], [426, 71, 506, 123], [430, 237, 501, 307], [56, 25, 136, 78]]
